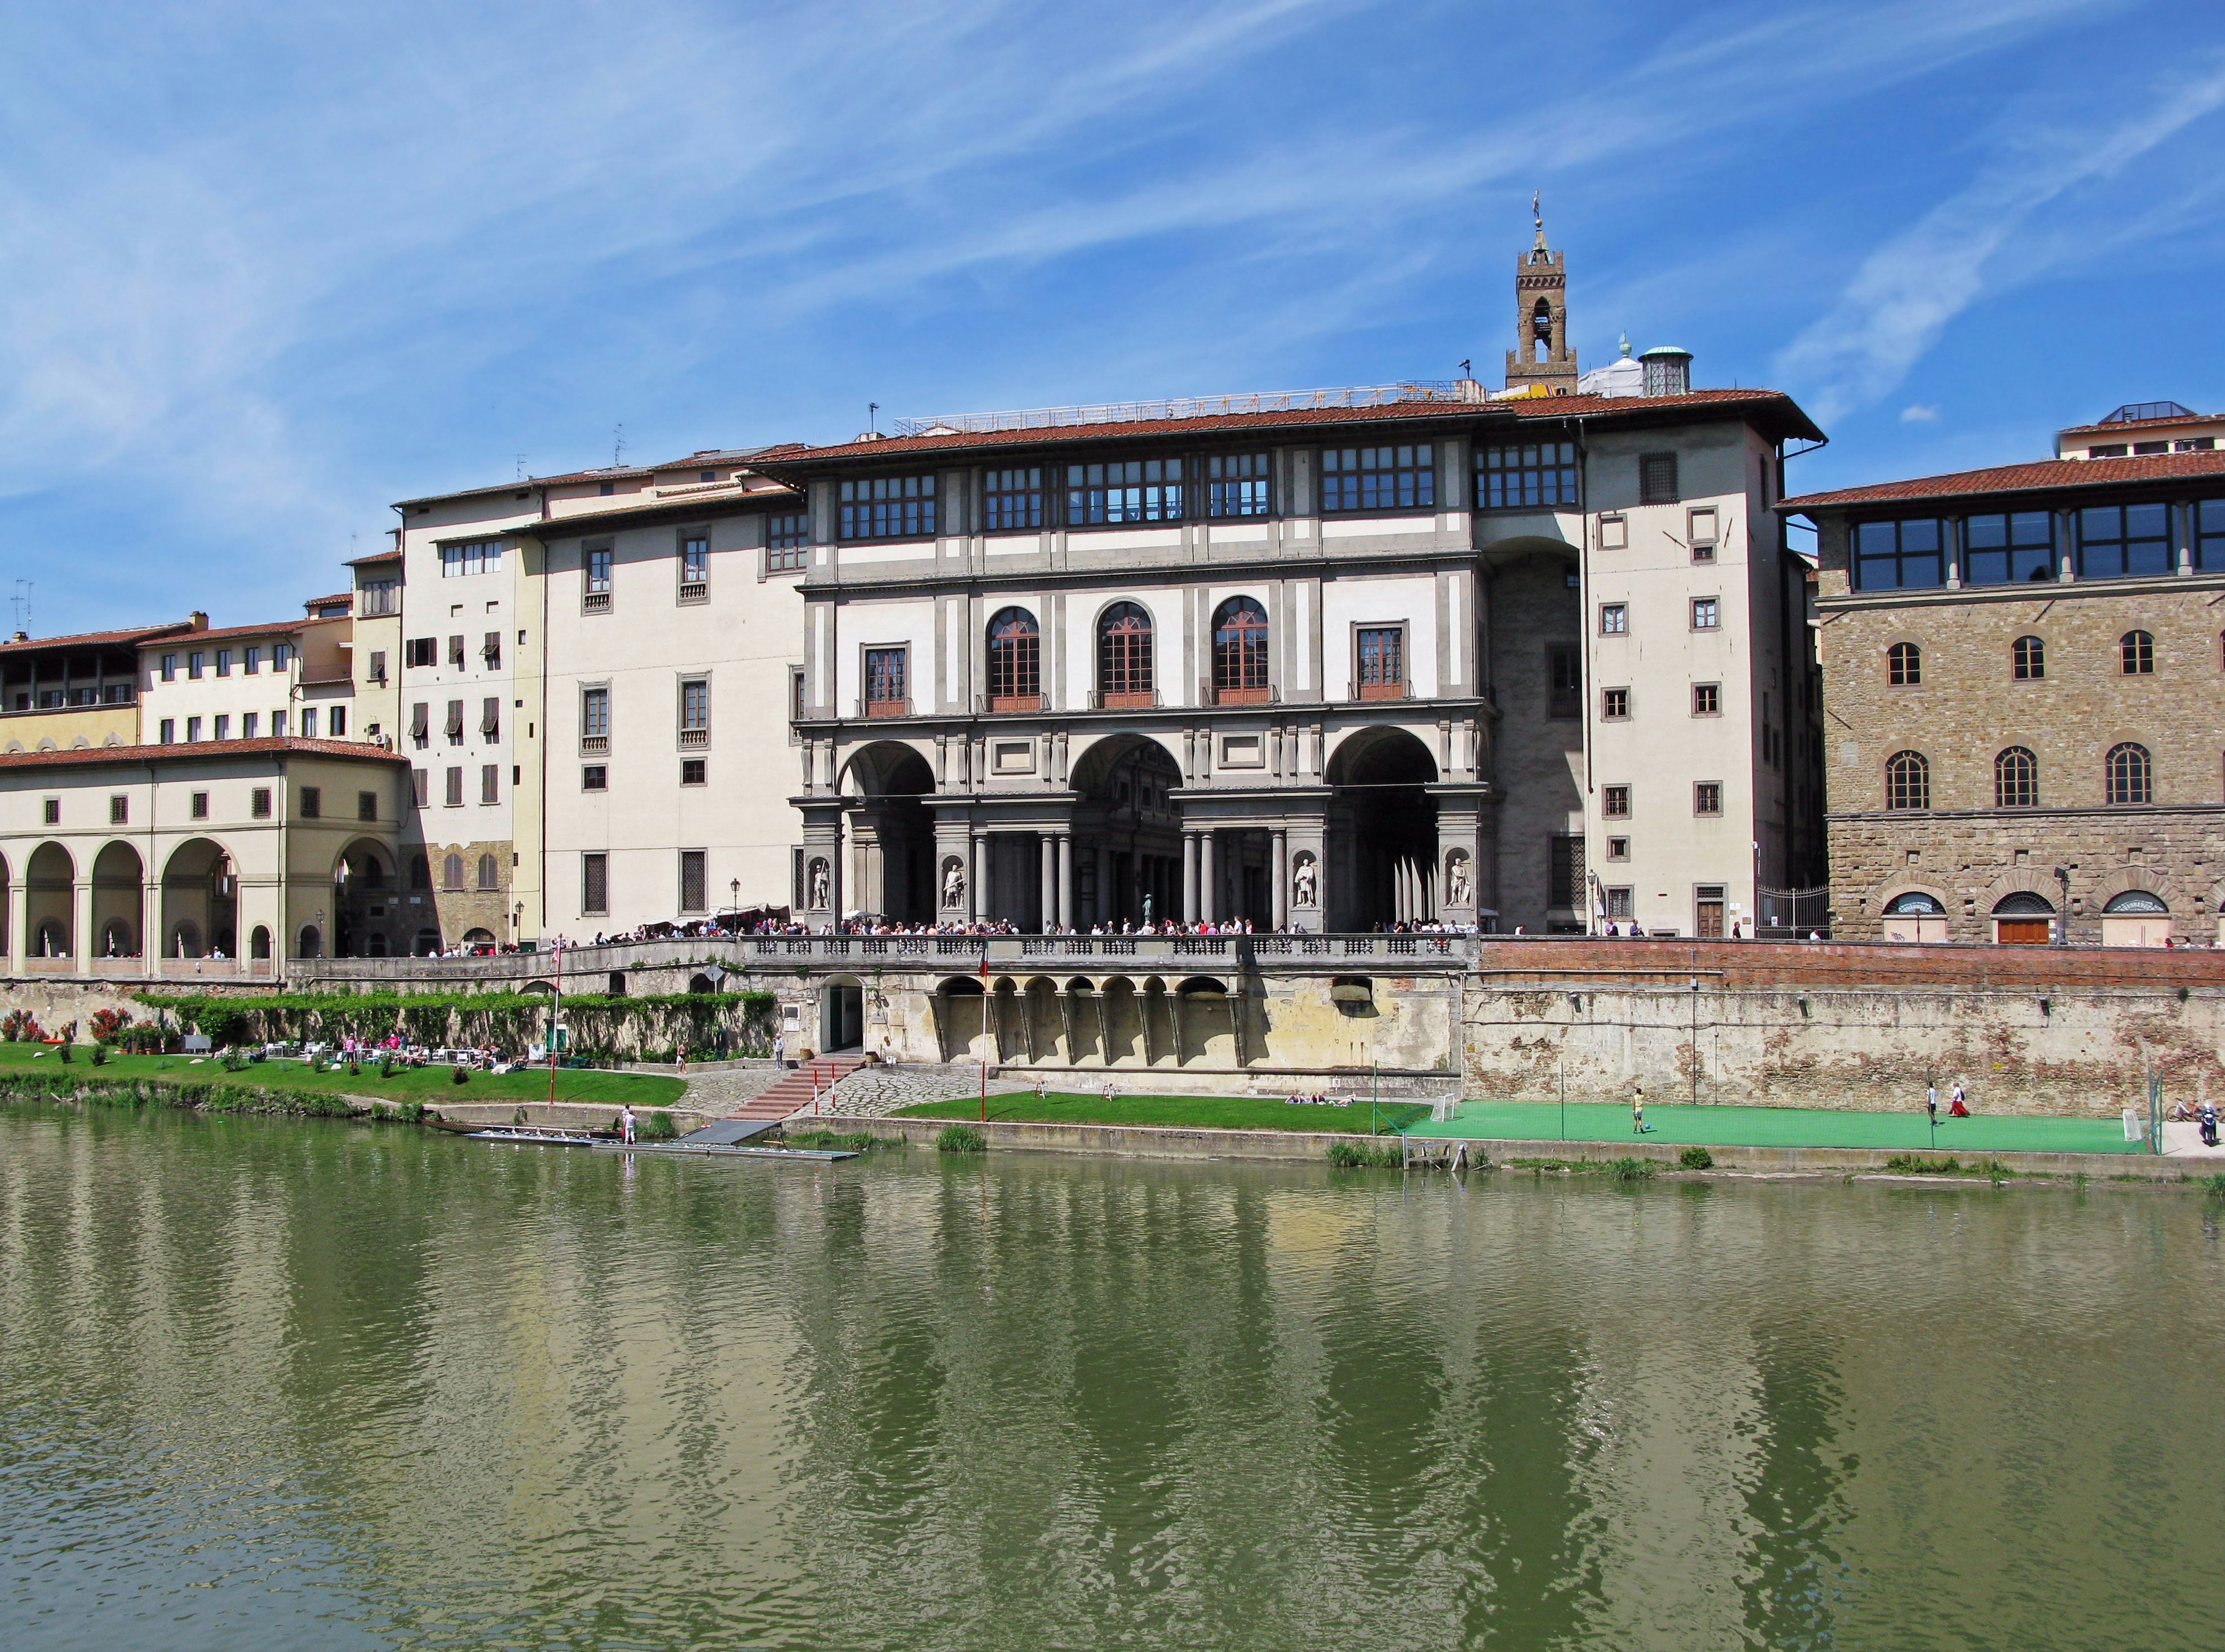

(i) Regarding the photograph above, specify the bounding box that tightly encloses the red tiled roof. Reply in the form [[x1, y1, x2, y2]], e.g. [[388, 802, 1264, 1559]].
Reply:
[[2057, 412, 2218, 437], [150, 616, 311, 646], [346, 548, 402, 566], [393, 465, 650, 510], [754, 388, 1822, 468], [0, 737, 408, 770], [0, 620, 199, 654], [1779, 448, 2225, 511]]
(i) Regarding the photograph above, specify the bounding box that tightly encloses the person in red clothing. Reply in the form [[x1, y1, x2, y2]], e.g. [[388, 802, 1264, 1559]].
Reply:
[[1949, 1081, 1970, 1118]]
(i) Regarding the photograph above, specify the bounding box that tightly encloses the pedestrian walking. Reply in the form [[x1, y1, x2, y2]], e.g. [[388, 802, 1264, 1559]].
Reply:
[[1927, 1082, 1938, 1121], [1949, 1080, 1969, 1118], [773, 1030, 787, 1070], [620, 1104, 636, 1145], [1632, 1084, 1651, 1135]]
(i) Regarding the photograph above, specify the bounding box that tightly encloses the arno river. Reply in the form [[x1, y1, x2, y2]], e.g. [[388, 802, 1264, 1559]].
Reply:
[[2, 1104, 2220, 1650]]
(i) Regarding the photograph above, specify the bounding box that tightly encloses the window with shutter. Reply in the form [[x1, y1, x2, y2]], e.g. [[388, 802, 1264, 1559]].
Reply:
[[445, 700, 464, 742], [481, 697, 500, 739]]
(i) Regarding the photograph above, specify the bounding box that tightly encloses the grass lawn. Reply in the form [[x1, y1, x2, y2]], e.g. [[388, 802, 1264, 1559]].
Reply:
[[0, 1044, 687, 1107], [893, 1091, 1430, 1135], [1411, 1099, 2142, 1156]]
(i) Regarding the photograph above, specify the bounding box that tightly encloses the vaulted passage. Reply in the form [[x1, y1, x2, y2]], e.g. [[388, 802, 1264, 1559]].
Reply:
[[845, 742, 936, 927], [1068, 734, 1183, 927], [1328, 728, 1439, 929]]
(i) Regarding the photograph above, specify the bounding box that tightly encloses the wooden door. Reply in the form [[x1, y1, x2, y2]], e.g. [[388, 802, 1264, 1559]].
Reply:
[[1996, 918, 2051, 945]]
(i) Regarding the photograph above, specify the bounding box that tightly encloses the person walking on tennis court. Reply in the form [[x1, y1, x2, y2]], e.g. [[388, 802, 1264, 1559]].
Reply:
[[1632, 1084, 1652, 1135]]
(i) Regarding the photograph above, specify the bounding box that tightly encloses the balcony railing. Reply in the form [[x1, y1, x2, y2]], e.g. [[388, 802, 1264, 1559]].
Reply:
[[862, 698, 911, 719], [978, 692, 1050, 714], [678, 581, 707, 603], [1093, 688, 1159, 710], [582, 590, 611, 614], [677, 728, 709, 749], [581, 734, 610, 755]]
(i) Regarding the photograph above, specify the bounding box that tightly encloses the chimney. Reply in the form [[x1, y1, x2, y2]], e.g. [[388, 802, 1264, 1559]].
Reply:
[[188, 611, 209, 632]]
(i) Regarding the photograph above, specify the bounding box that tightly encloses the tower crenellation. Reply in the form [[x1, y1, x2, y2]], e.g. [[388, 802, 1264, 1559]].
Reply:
[[1504, 194, 1578, 396]]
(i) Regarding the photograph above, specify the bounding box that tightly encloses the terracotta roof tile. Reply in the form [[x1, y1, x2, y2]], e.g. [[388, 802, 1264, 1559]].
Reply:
[[1780, 448, 2225, 512], [151, 617, 316, 646], [0, 621, 198, 654], [0, 737, 408, 770], [755, 388, 1821, 467]]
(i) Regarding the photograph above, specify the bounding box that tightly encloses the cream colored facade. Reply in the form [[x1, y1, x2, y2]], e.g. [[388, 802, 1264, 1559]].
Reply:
[[0, 738, 408, 972], [138, 618, 344, 744]]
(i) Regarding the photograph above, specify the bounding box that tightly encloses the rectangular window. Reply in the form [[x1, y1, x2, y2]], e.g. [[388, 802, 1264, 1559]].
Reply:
[[271, 709, 287, 737], [444, 767, 462, 807], [865, 647, 907, 715], [478, 854, 499, 891], [447, 634, 464, 668], [367, 649, 386, 684], [300, 786, 320, 819], [680, 534, 709, 599], [582, 764, 608, 791], [251, 787, 271, 819], [185, 715, 203, 742], [1639, 453, 1679, 505], [272, 643, 293, 669], [581, 685, 610, 752], [681, 757, 706, 785], [767, 512, 809, 571], [245, 646, 261, 673], [985, 467, 1043, 531], [1691, 597, 1719, 630], [1320, 444, 1434, 512], [1606, 838, 1630, 862], [409, 702, 429, 747], [1548, 834, 1585, 909], [585, 548, 613, 610], [41, 798, 59, 825], [158, 717, 176, 743], [443, 540, 503, 577], [839, 475, 936, 539], [1065, 458, 1183, 526], [1687, 506, 1719, 559], [2198, 499, 2225, 572], [1207, 453, 1271, 518], [1693, 682, 1720, 716], [1964, 510, 2055, 585], [1599, 602, 1628, 635], [191, 796, 211, 825], [1546, 645, 1581, 718], [187, 651, 205, 680], [1605, 886, 1633, 920], [412, 768, 428, 807], [109, 795, 127, 825], [2078, 501, 2173, 578], [329, 707, 345, 738], [214, 648, 232, 677], [359, 579, 397, 616], [356, 790, 377, 822], [582, 852, 608, 916], [1694, 781, 1723, 816], [160, 654, 177, 682], [482, 632, 501, 669], [1855, 518, 1948, 590], [482, 696, 500, 741], [1356, 627, 1405, 698], [678, 677, 710, 746], [1603, 784, 1631, 818], [1601, 685, 1630, 719], [1476, 441, 1577, 509], [405, 637, 435, 668], [480, 764, 498, 804], [213, 713, 230, 741], [445, 699, 464, 744], [680, 849, 707, 914]]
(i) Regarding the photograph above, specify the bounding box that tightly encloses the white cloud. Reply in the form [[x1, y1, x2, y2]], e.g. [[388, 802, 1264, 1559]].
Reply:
[[1775, 54, 2225, 422], [1901, 404, 1940, 422]]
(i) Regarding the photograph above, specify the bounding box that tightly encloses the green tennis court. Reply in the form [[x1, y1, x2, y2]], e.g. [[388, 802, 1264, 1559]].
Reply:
[[1410, 1099, 2143, 1155]]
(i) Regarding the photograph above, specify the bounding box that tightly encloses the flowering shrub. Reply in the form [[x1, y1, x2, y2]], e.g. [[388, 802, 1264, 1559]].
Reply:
[[0, 1010, 46, 1043], [88, 1008, 133, 1042]]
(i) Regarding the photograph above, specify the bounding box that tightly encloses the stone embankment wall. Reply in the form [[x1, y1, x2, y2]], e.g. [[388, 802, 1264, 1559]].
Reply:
[[1462, 940, 2225, 1115]]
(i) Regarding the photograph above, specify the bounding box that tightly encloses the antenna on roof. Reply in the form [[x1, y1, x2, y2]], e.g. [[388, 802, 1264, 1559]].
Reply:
[[516, 454, 527, 481], [869, 402, 879, 437], [614, 424, 625, 467], [10, 581, 29, 636]]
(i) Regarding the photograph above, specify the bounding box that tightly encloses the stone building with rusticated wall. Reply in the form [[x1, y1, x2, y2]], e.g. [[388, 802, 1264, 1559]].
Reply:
[[1783, 417, 2225, 944]]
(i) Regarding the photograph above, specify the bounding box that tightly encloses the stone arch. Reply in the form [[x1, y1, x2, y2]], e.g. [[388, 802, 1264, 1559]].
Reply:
[[839, 739, 935, 925], [25, 841, 73, 958], [1070, 731, 1185, 927], [330, 836, 396, 959], [1326, 725, 1440, 929], [250, 925, 272, 961], [161, 837, 238, 958], [1976, 867, 2063, 917], [2088, 866, 2183, 913], [1879, 885, 1952, 915], [296, 923, 323, 960], [91, 840, 144, 958], [931, 975, 988, 1063]]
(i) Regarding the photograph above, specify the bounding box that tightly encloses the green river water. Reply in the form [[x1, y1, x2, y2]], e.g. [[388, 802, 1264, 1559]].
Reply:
[[2, 1102, 2222, 1651]]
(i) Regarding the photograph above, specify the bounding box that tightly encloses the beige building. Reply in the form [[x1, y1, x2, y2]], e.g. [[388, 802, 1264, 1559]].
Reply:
[[139, 615, 352, 746], [522, 448, 807, 936], [1, 621, 191, 753], [759, 223, 1825, 939], [0, 737, 409, 971], [1783, 407, 2225, 944]]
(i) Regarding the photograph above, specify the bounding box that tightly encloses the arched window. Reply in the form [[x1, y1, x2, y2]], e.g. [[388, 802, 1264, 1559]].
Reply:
[[477, 852, 499, 891], [1885, 750, 1929, 810], [1887, 641, 1921, 685], [2012, 635, 2045, 680], [1211, 596, 1270, 703], [1884, 891, 1946, 914], [2105, 742, 2151, 805], [250, 925, 271, 961], [2121, 630, 2154, 674], [1995, 746, 2038, 808], [986, 607, 1040, 710], [1097, 603, 1154, 707], [442, 852, 465, 890], [410, 853, 430, 890], [296, 924, 322, 960]]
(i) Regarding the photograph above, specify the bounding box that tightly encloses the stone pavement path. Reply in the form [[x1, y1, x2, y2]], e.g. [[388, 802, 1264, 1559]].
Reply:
[[824, 1064, 989, 1117], [677, 1066, 785, 1113]]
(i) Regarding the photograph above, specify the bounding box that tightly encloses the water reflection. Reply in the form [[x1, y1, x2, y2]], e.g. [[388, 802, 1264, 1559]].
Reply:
[[1, 1104, 2221, 1651]]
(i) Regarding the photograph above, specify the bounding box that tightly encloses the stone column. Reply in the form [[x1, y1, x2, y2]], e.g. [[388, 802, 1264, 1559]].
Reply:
[[8, 870, 27, 975], [969, 830, 986, 923], [1037, 833, 1053, 933], [1056, 833, 1073, 932], [141, 878, 161, 979], [1272, 829, 1289, 931], [1095, 844, 1111, 927], [1200, 831, 1217, 924], [71, 878, 93, 973], [1182, 833, 1199, 924]]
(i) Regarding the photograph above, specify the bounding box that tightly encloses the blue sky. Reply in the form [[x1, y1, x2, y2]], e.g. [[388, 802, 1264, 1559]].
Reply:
[[3, 0, 2223, 634]]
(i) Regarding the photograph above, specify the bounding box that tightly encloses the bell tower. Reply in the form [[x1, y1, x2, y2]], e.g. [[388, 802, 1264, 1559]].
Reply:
[[1504, 194, 1578, 396]]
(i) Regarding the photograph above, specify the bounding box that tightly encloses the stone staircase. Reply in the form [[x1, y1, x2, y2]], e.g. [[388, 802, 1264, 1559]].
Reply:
[[680, 1055, 869, 1144]]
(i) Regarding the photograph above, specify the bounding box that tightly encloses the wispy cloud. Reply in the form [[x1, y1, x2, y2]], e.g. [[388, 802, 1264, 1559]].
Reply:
[[1775, 53, 2225, 422], [1901, 404, 1940, 422]]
